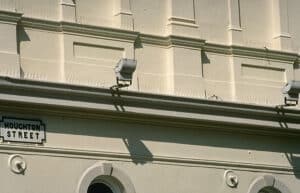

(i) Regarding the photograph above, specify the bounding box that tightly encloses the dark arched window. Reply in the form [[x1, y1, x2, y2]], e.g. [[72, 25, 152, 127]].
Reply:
[[87, 183, 114, 193], [259, 187, 281, 193]]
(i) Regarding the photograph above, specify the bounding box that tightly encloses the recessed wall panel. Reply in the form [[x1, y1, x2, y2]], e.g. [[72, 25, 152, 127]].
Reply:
[[241, 64, 285, 82]]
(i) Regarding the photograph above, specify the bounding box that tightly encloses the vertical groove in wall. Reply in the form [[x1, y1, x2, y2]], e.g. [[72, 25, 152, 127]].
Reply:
[[229, 56, 236, 101], [16, 23, 22, 78], [237, 0, 242, 28], [59, 33, 65, 82], [167, 47, 174, 95], [228, 0, 242, 30]]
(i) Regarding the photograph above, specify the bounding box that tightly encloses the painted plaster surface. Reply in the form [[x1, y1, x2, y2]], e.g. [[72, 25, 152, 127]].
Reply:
[[0, 0, 300, 105], [0, 2, 300, 192]]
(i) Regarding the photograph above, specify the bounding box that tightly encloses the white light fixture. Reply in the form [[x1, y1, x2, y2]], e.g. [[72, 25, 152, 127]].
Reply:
[[114, 58, 137, 88], [282, 80, 300, 105]]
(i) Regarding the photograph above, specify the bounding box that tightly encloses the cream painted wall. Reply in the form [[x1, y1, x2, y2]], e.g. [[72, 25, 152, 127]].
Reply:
[[0, 0, 299, 105], [1, 154, 299, 193], [239, 0, 273, 48], [131, 0, 167, 35], [195, 0, 229, 44], [288, 0, 300, 52], [19, 28, 62, 81], [17, 0, 60, 20], [0, 111, 299, 193], [76, 0, 114, 27], [0, 2, 300, 193]]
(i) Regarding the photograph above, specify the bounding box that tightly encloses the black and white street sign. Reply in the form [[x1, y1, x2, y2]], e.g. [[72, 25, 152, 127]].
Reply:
[[0, 117, 46, 144]]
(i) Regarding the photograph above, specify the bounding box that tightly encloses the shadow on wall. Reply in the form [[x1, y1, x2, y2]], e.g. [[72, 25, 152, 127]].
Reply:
[[17, 25, 31, 78], [47, 105, 300, 169], [112, 88, 153, 165], [123, 138, 153, 165], [201, 50, 210, 64], [44, 78, 300, 170], [111, 88, 126, 112], [285, 153, 300, 179], [17, 25, 30, 54], [294, 61, 300, 70]]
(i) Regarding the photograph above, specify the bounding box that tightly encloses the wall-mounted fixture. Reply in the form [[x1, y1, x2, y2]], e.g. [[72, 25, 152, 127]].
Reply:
[[114, 58, 137, 88], [8, 154, 27, 174], [282, 80, 300, 105], [224, 170, 239, 188]]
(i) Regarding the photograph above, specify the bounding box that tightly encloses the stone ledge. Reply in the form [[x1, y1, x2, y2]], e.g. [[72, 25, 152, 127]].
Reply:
[[0, 10, 23, 23], [0, 76, 299, 137], [0, 144, 297, 174]]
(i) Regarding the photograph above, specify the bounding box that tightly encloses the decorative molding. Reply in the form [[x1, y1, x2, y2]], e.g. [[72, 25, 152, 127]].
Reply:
[[0, 10, 22, 24], [114, 11, 133, 16], [272, 0, 292, 51], [20, 17, 139, 42], [0, 77, 299, 137], [0, 144, 298, 174], [228, 26, 242, 32], [231, 45, 298, 62], [203, 43, 232, 55], [204, 43, 299, 62], [227, 0, 242, 31], [140, 34, 205, 48], [167, 16, 198, 28], [167, 0, 197, 33], [76, 162, 136, 193], [20, 17, 62, 31], [247, 175, 291, 193], [273, 33, 292, 39], [60, 0, 76, 22], [16, 16, 300, 62], [168, 35, 205, 48], [60, 2, 75, 6], [60, 2, 75, 7], [61, 22, 138, 42]]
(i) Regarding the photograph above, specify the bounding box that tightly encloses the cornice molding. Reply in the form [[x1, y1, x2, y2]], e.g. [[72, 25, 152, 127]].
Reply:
[[204, 43, 298, 62], [168, 35, 205, 48], [0, 144, 297, 174], [0, 10, 23, 24], [21, 17, 61, 31], [231, 45, 298, 62], [0, 143, 300, 175], [20, 17, 139, 42], [17, 16, 300, 62], [139, 34, 205, 48], [61, 21, 139, 42], [0, 77, 299, 137]]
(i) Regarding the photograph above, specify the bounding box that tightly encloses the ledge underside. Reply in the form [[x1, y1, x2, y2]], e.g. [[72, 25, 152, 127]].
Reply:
[[0, 77, 299, 137]]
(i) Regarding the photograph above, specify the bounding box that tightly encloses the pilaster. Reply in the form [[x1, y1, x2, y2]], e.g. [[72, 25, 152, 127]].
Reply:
[[272, 0, 292, 51], [227, 0, 243, 45], [114, 0, 133, 30], [168, 46, 204, 98], [166, 0, 198, 37], [0, 10, 22, 78], [0, 0, 16, 12], [60, 0, 76, 22]]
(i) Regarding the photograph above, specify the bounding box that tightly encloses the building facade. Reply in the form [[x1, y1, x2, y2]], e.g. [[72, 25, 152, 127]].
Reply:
[[0, 0, 300, 193]]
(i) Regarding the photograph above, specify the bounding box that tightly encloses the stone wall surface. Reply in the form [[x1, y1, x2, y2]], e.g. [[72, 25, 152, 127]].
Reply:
[[0, 0, 299, 105], [0, 2, 300, 192], [0, 108, 299, 193]]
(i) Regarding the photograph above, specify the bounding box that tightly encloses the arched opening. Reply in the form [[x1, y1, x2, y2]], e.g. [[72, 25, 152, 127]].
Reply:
[[258, 187, 281, 193], [87, 183, 113, 193], [77, 162, 136, 193], [87, 176, 123, 193]]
